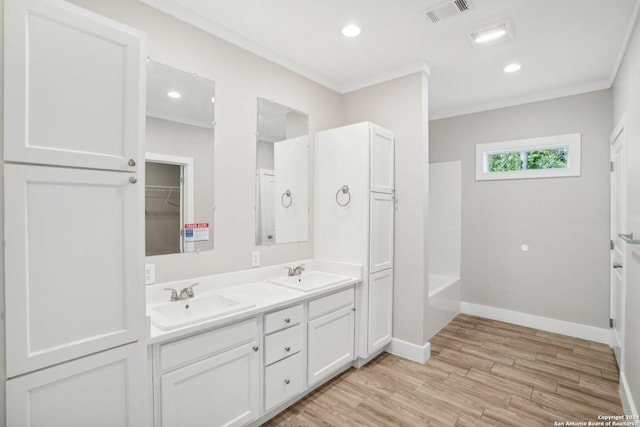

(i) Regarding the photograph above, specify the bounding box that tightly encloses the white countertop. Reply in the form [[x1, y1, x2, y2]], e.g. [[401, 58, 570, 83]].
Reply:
[[146, 260, 362, 345]]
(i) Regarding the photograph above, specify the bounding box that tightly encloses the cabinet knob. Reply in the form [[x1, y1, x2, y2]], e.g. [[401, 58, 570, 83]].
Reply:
[[128, 158, 136, 167], [284, 379, 290, 385], [252, 346, 259, 352], [129, 176, 137, 184], [284, 318, 291, 324], [284, 346, 291, 352]]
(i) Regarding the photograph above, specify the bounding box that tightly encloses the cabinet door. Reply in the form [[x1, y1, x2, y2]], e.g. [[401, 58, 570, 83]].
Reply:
[[308, 305, 355, 386], [7, 343, 145, 427], [5, 164, 143, 377], [368, 269, 393, 354], [161, 342, 260, 427], [4, 0, 144, 171], [370, 125, 394, 193], [370, 192, 394, 273]]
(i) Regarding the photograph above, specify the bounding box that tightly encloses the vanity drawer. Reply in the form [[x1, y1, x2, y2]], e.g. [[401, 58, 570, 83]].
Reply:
[[264, 304, 303, 334], [264, 352, 304, 411], [308, 287, 355, 320], [159, 318, 258, 372], [264, 324, 303, 366]]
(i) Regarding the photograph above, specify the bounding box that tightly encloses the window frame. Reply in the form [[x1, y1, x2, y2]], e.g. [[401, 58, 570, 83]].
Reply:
[[475, 133, 581, 181]]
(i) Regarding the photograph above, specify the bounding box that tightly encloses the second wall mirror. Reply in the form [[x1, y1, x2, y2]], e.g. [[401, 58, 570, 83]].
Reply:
[[255, 98, 309, 245]]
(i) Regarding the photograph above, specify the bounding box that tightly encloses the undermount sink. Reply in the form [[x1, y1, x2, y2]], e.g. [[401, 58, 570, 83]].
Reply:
[[268, 271, 351, 292], [150, 294, 255, 331]]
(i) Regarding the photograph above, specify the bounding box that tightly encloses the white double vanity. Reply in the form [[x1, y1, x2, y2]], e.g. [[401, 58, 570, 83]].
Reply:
[[147, 261, 361, 426], [3, 0, 395, 426]]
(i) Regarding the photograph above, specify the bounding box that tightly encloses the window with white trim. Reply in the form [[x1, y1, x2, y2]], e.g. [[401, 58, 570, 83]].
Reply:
[[475, 133, 581, 181]]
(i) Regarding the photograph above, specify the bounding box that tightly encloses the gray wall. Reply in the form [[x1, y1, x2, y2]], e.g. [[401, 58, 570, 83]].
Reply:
[[430, 90, 612, 329], [343, 72, 431, 346], [68, 0, 344, 283], [613, 10, 640, 414]]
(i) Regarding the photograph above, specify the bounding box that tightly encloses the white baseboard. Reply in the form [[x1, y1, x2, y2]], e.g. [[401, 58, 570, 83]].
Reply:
[[388, 338, 431, 364], [620, 371, 639, 419], [460, 302, 610, 344]]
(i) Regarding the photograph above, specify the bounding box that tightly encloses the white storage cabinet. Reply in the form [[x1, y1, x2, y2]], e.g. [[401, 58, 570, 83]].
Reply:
[[4, 0, 146, 424], [314, 122, 395, 358]]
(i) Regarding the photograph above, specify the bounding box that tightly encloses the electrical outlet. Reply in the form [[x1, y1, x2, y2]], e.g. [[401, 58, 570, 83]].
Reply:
[[251, 251, 260, 267], [145, 264, 155, 284]]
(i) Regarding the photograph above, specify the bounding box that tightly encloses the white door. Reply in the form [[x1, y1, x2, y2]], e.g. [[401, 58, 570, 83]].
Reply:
[[4, 164, 143, 377], [274, 135, 309, 243], [7, 343, 145, 427], [370, 192, 395, 273], [610, 119, 627, 368], [370, 125, 394, 193], [161, 342, 260, 427], [307, 305, 355, 386], [368, 269, 393, 353], [4, 0, 145, 171]]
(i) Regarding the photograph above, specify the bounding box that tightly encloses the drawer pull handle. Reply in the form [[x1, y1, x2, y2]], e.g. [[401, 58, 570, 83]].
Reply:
[[252, 346, 259, 352], [285, 346, 291, 352], [129, 176, 137, 184], [284, 379, 290, 385], [284, 318, 291, 324], [128, 158, 136, 167]]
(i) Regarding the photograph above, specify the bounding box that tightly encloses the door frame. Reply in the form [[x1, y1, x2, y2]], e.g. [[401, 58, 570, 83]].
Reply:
[[146, 152, 194, 252]]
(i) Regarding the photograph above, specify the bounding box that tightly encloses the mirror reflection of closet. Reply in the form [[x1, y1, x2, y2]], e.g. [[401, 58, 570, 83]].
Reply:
[[145, 60, 215, 256], [255, 98, 309, 245]]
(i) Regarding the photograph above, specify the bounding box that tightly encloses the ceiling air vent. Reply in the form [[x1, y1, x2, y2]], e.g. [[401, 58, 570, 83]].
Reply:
[[425, 0, 474, 23]]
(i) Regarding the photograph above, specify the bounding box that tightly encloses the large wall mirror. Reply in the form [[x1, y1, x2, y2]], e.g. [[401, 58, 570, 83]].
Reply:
[[145, 60, 215, 256], [255, 98, 309, 245]]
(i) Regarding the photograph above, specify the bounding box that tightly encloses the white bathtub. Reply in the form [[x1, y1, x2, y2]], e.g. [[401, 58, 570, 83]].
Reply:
[[426, 274, 461, 340], [428, 274, 460, 297]]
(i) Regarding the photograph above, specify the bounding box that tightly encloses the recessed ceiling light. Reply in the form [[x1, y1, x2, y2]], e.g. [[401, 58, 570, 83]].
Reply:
[[167, 91, 181, 99], [342, 24, 361, 38], [504, 63, 522, 73], [469, 21, 512, 46]]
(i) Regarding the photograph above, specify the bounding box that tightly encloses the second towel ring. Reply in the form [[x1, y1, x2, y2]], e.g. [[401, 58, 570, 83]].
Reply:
[[281, 189, 293, 208], [336, 185, 351, 207]]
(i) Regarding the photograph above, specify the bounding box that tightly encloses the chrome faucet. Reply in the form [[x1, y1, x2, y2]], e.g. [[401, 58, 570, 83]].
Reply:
[[164, 282, 199, 301], [284, 264, 305, 277]]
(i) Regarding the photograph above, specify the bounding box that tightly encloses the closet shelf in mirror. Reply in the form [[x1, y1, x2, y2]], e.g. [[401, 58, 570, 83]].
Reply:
[[145, 185, 181, 192]]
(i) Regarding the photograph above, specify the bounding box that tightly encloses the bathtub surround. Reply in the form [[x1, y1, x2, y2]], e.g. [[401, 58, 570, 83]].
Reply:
[[425, 161, 462, 340]]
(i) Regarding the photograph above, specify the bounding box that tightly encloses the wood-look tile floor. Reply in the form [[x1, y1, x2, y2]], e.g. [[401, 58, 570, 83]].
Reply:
[[262, 314, 623, 426]]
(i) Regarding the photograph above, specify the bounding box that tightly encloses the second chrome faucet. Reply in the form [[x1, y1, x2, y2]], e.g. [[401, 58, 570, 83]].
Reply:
[[284, 264, 305, 277]]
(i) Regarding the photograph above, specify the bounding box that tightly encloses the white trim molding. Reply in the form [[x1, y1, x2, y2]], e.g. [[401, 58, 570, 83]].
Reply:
[[461, 302, 610, 344], [388, 338, 431, 364], [620, 371, 640, 420]]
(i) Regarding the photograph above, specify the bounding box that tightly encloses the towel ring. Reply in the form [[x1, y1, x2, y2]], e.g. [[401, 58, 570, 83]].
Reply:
[[281, 189, 293, 208], [336, 185, 351, 207]]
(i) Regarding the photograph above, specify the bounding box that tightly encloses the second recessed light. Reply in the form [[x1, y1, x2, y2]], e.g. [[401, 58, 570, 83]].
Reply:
[[342, 24, 361, 37], [504, 63, 522, 73]]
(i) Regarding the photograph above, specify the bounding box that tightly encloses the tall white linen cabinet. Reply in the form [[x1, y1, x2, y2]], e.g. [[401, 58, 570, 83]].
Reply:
[[3, 0, 147, 425], [314, 122, 395, 360]]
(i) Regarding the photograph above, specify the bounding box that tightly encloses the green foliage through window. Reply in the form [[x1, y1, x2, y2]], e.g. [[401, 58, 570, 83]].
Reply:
[[488, 146, 568, 172]]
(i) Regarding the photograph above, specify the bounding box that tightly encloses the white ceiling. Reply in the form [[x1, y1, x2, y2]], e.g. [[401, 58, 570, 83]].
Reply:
[[141, 0, 639, 119]]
